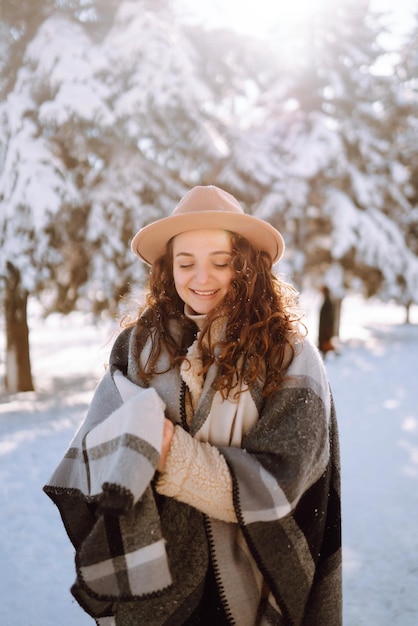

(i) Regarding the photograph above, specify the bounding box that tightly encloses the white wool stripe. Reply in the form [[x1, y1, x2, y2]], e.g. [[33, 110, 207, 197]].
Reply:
[[86, 385, 165, 453], [241, 464, 291, 523], [125, 539, 167, 568], [242, 503, 292, 524], [80, 539, 167, 583]]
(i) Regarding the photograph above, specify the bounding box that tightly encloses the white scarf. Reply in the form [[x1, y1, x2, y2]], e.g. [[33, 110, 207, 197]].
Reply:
[[180, 307, 260, 447]]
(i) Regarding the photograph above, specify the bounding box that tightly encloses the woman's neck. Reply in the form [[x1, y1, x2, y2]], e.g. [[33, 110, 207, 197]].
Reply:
[[184, 305, 206, 331]]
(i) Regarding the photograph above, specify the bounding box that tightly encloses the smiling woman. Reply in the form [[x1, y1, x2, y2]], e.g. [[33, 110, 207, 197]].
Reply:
[[44, 185, 342, 626]]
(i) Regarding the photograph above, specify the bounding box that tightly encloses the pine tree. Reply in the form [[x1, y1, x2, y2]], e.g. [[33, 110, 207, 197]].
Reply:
[[393, 14, 418, 318], [0, 0, 262, 390], [0, 0, 117, 391], [0, 1, 77, 391], [216, 0, 418, 308]]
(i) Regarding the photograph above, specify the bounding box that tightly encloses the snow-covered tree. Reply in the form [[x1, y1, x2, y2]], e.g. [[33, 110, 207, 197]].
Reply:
[[0, 0, 266, 390], [217, 0, 418, 307], [0, 1, 83, 392], [0, 0, 128, 391], [316, 2, 418, 306], [394, 14, 418, 318]]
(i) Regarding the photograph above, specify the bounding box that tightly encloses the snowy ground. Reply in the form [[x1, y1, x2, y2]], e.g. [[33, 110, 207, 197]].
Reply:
[[0, 296, 417, 626]]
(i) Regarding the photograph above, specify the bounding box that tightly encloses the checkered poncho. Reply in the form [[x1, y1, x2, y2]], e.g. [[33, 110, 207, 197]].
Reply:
[[44, 320, 342, 625]]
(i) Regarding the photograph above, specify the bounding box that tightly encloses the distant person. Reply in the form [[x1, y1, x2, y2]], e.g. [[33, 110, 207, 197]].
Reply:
[[318, 286, 336, 358], [44, 186, 342, 625]]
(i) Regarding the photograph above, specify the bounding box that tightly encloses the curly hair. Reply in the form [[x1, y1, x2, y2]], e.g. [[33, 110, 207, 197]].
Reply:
[[131, 232, 305, 398]]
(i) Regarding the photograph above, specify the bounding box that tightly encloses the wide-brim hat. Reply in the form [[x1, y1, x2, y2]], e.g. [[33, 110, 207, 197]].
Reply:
[[131, 185, 285, 265]]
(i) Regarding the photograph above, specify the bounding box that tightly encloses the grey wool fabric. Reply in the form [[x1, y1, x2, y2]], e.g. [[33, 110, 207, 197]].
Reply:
[[44, 319, 342, 625]]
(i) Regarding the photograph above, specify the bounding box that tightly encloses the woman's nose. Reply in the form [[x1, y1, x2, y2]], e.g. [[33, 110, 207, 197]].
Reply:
[[195, 264, 210, 283]]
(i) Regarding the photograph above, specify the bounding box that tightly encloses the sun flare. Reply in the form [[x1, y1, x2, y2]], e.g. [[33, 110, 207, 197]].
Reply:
[[219, 0, 331, 38], [180, 0, 412, 48], [183, 0, 335, 43]]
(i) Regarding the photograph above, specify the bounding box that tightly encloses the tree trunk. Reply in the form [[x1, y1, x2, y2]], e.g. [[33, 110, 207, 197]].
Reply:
[[3, 262, 34, 393], [405, 302, 411, 324]]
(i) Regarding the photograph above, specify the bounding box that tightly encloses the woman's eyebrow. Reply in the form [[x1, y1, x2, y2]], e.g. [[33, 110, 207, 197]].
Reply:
[[175, 250, 231, 257]]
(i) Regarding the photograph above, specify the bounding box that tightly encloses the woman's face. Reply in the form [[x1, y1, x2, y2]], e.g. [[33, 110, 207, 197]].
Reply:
[[172, 229, 234, 314]]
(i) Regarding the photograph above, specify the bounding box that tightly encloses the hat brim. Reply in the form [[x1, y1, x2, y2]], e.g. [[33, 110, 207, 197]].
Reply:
[[131, 211, 285, 265]]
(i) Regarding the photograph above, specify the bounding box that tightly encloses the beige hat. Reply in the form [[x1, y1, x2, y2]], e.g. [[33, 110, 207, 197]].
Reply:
[[131, 185, 285, 265]]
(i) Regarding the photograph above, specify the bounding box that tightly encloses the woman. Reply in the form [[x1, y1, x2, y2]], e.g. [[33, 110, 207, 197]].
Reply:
[[44, 185, 342, 626]]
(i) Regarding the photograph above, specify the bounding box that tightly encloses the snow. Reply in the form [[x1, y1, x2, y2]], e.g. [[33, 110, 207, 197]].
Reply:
[[1, 297, 418, 625]]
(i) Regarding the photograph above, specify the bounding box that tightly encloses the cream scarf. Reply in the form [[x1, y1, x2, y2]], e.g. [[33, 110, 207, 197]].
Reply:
[[179, 307, 260, 447]]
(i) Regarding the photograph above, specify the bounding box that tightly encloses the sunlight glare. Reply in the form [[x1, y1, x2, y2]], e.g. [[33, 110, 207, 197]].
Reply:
[[180, 0, 415, 48], [209, 0, 332, 38]]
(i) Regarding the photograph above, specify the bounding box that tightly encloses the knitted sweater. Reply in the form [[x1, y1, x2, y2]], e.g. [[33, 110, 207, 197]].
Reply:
[[44, 317, 342, 626]]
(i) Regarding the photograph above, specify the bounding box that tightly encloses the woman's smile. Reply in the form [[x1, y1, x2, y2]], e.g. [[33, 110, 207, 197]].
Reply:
[[192, 288, 219, 296]]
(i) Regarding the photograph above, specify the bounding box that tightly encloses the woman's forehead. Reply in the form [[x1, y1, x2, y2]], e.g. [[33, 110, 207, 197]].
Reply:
[[172, 229, 232, 253]]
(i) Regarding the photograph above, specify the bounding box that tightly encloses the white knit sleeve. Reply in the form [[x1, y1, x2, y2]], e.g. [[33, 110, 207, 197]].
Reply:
[[155, 426, 237, 523]]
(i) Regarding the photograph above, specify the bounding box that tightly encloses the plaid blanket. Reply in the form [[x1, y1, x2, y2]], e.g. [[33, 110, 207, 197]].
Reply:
[[44, 370, 175, 618], [44, 322, 342, 625]]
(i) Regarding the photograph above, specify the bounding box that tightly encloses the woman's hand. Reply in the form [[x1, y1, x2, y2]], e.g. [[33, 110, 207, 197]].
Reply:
[[157, 418, 175, 473]]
